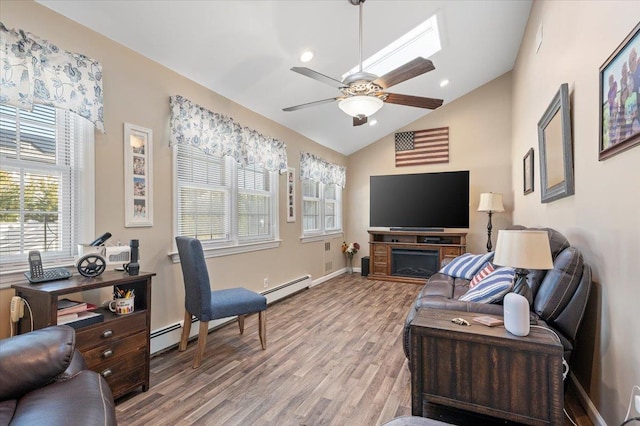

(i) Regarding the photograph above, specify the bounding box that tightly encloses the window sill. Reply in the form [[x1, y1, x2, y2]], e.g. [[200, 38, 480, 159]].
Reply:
[[300, 231, 343, 244], [168, 239, 282, 263]]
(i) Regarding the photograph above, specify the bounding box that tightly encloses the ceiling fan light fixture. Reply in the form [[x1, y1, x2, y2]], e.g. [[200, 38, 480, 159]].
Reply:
[[338, 95, 383, 117]]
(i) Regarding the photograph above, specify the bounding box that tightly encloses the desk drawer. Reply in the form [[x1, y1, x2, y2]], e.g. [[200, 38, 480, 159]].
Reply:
[[76, 311, 146, 351], [98, 350, 147, 399], [82, 330, 147, 370]]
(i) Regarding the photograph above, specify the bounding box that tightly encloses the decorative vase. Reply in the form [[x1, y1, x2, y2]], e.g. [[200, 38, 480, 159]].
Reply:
[[346, 256, 353, 274]]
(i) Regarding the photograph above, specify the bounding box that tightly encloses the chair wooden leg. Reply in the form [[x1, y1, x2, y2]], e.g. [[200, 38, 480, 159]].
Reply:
[[258, 310, 266, 350], [193, 321, 208, 369], [238, 314, 245, 335], [179, 310, 192, 351]]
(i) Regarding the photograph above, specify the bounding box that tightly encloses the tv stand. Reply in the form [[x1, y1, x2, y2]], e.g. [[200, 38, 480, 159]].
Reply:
[[389, 227, 444, 232], [368, 229, 467, 285]]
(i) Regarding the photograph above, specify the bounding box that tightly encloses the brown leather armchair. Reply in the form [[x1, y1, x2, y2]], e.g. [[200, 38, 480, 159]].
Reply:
[[403, 227, 592, 363], [0, 325, 117, 426]]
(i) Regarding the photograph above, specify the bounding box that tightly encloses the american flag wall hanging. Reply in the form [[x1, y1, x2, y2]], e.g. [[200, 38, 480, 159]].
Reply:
[[394, 127, 449, 167]]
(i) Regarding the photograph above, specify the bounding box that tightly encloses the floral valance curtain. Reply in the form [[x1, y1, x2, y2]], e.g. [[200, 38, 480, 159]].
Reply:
[[300, 152, 346, 188], [169, 95, 288, 173], [0, 22, 105, 132]]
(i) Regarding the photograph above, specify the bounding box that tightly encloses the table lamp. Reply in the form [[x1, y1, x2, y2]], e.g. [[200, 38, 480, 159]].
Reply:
[[493, 230, 554, 336], [477, 193, 505, 252]]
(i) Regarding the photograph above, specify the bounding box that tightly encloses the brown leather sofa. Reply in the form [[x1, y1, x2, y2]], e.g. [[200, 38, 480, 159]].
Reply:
[[403, 227, 592, 362], [0, 325, 117, 426]]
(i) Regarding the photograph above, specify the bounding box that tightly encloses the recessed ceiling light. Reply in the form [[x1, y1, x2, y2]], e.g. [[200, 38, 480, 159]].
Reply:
[[369, 119, 378, 126], [440, 79, 449, 87], [300, 50, 314, 63]]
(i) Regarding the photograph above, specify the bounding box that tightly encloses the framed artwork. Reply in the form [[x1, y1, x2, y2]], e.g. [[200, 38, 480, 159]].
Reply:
[[124, 123, 153, 227], [523, 148, 534, 195], [599, 22, 640, 161], [537, 83, 574, 203], [287, 167, 295, 223]]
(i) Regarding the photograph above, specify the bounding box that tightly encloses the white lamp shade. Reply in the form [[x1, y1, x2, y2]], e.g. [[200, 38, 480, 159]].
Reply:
[[493, 230, 554, 270], [338, 96, 383, 117], [477, 192, 505, 212]]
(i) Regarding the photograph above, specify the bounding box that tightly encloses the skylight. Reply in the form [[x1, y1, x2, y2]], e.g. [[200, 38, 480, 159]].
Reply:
[[342, 14, 441, 80]]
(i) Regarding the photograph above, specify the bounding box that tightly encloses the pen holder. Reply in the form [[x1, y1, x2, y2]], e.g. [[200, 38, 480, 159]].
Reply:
[[109, 296, 135, 315]]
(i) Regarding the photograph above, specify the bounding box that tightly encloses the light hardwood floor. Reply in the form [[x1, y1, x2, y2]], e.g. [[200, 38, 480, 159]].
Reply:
[[115, 274, 591, 426]]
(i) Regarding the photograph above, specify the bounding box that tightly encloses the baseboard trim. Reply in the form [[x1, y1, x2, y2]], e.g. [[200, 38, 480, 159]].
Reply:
[[569, 371, 606, 426]]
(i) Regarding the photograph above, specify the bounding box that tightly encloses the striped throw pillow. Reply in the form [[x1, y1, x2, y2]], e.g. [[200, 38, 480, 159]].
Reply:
[[470, 263, 495, 288], [439, 252, 495, 280], [459, 267, 515, 304]]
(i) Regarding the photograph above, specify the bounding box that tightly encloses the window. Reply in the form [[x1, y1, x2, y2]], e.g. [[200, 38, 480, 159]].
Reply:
[[174, 144, 278, 253], [342, 14, 441, 81], [302, 179, 342, 237], [0, 104, 94, 272]]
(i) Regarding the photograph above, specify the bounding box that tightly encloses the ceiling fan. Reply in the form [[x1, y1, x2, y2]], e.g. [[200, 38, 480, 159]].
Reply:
[[283, 0, 443, 126]]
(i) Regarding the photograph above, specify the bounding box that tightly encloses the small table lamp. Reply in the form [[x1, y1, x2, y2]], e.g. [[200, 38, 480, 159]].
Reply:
[[477, 193, 505, 252], [493, 230, 554, 336]]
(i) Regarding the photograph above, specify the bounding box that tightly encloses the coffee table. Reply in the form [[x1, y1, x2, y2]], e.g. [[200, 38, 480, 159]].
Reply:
[[409, 308, 564, 425]]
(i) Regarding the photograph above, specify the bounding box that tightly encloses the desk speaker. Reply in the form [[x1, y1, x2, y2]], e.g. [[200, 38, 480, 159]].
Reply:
[[504, 292, 530, 336], [361, 256, 370, 277]]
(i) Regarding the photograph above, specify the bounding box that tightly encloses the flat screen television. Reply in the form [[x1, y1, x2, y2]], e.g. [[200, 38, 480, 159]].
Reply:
[[370, 170, 469, 229]]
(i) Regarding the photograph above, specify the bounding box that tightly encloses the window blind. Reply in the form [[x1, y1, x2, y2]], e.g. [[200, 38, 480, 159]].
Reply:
[[0, 104, 86, 269], [176, 144, 230, 241], [237, 166, 271, 240], [175, 144, 277, 246]]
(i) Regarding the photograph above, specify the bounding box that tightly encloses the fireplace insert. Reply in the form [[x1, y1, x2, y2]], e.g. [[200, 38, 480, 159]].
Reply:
[[391, 248, 439, 279]]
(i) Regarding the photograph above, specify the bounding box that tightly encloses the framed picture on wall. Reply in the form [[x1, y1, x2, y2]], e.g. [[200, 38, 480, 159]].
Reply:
[[599, 22, 640, 160], [124, 123, 153, 227], [523, 148, 534, 195], [287, 167, 295, 223], [537, 83, 574, 203]]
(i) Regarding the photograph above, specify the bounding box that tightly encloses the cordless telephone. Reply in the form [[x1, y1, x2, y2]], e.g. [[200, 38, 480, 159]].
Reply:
[[24, 250, 72, 283]]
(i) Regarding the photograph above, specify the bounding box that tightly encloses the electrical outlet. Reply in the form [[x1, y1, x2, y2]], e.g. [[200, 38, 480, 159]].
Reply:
[[635, 394, 640, 413], [263, 276, 268, 288]]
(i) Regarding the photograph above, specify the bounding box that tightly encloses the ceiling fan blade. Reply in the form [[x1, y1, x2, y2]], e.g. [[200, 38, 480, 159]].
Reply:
[[383, 93, 443, 110], [373, 57, 435, 90], [291, 67, 345, 88], [283, 97, 339, 112], [353, 116, 368, 126]]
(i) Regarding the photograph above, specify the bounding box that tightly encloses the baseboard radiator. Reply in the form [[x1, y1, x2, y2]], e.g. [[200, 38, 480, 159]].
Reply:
[[150, 275, 312, 354]]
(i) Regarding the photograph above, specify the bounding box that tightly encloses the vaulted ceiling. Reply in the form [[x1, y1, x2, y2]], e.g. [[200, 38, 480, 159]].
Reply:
[[37, 0, 532, 155]]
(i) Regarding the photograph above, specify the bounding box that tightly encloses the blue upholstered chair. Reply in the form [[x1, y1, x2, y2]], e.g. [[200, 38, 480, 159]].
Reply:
[[175, 236, 267, 369]]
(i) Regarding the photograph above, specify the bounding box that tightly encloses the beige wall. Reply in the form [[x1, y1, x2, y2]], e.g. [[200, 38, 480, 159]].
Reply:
[[4, 1, 639, 423], [1, 1, 347, 339], [347, 72, 514, 263], [511, 1, 640, 424]]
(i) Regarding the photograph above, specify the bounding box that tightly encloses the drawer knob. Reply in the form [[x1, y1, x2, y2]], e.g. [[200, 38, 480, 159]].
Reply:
[[100, 369, 112, 378], [102, 349, 114, 358], [101, 330, 114, 338]]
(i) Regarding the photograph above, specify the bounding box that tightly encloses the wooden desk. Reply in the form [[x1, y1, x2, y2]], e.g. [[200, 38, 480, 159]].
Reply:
[[12, 270, 155, 399], [410, 308, 564, 425]]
